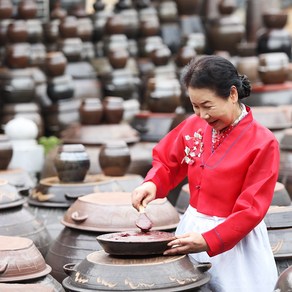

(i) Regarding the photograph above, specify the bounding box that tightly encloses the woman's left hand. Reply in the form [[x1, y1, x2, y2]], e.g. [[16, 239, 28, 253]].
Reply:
[[163, 232, 209, 255]]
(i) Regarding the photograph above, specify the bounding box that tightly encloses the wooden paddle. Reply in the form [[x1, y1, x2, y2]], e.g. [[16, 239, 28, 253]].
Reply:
[[135, 205, 153, 232]]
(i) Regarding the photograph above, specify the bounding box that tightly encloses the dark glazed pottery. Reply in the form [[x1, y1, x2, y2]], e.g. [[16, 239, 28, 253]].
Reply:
[[96, 230, 174, 256], [108, 48, 129, 69], [7, 20, 28, 43], [0, 205, 52, 256], [46, 74, 75, 102], [62, 251, 211, 291], [145, 77, 181, 113], [0, 67, 36, 103], [99, 140, 131, 176], [79, 97, 103, 125], [102, 96, 124, 124], [0, 135, 12, 170], [45, 51, 67, 77], [59, 16, 78, 38], [17, 0, 37, 19], [274, 265, 292, 291], [5, 43, 31, 69], [54, 144, 90, 183], [0, 0, 13, 20], [45, 227, 103, 284]]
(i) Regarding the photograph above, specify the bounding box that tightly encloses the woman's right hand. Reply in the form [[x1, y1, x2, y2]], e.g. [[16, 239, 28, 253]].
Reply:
[[131, 181, 157, 211]]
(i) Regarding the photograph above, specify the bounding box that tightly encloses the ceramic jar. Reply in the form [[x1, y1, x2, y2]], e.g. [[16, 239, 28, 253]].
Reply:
[[7, 20, 28, 43], [257, 10, 292, 59], [59, 37, 83, 62], [77, 17, 93, 42], [258, 52, 289, 84], [45, 51, 67, 77], [175, 0, 200, 15], [99, 140, 131, 176], [0, 67, 36, 103], [5, 43, 31, 69], [0, 0, 13, 19], [108, 48, 129, 69], [150, 44, 171, 67], [102, 96, 124, 124], [176, 45, 196, 68], [17, 0, 37, 19], [0, 135, 12, 170], [59, 16, 78, 38], [146, 77, 182, 113], [79, 97, 103, 125], [43, 19, 60, 43], [54, 144, 90, 183], [46, 74, 75, 102], [50, 0, 67, 20]]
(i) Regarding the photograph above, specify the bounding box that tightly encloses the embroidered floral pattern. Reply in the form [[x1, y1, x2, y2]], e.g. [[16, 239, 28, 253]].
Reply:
[[182, 128, 204, 165]]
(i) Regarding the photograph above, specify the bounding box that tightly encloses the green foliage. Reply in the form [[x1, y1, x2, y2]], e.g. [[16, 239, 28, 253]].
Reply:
[[38, 136, 61, 155]]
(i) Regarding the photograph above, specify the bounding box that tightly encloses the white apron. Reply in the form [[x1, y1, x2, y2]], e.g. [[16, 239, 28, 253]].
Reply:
[[176, 206, 278, 292]]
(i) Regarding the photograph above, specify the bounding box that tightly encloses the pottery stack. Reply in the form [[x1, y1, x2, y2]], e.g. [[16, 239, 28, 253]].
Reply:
[[45, 190, 180, 284], [0, 0, 45, 138], [0, 235, 64, 291], [0, 180, 52, 257]]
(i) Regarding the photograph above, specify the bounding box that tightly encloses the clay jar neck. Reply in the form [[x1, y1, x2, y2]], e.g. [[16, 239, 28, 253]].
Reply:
[[0, 135, 13, 170], [0, 0, 13, 20], [54, 144, 90, 183], [50, 1, 67, 20], [98, 140, 131, 176]]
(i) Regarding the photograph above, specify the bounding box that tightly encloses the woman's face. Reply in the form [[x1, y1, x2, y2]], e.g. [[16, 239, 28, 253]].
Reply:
[[188, 86, 240, 132]]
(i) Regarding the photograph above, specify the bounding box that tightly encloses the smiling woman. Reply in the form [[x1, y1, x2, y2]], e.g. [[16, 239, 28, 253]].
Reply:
[[131, 55, 280, 292]]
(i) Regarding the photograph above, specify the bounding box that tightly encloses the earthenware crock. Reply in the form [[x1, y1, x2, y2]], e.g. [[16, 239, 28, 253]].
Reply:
[[54, 144, 90, 183]]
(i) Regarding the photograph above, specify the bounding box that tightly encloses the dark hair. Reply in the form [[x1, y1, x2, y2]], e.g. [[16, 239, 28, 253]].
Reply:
[[180, 55, 251, 100]]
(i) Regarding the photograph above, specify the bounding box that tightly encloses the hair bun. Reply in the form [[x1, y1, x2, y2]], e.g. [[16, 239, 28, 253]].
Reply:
[[239, 74, 251, 98]]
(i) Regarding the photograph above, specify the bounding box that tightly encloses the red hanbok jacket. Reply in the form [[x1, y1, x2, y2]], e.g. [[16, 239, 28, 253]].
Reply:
[[144, 106, 280, 256]]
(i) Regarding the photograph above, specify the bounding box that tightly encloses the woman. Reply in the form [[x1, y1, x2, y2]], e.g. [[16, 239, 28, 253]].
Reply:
[[131, 55, 279, 292]]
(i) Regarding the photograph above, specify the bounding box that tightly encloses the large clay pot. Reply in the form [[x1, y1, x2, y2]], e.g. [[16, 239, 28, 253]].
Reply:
[[45, 227, 103, 284], [0, 205, 52, 256], [99, 140, 131, 176], [108, 47, 129, 69], [0, 135, 12, 170], [62, 250, 211, 291], [58, 37, 83, 62], [54, 144, 90, 183]]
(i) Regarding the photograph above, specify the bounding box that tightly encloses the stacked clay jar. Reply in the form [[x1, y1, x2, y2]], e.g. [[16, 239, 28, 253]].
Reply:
[[0, 0, 45, 137]]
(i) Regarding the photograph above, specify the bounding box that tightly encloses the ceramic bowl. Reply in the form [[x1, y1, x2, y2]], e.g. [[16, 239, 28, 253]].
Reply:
[[0, 236, 51, 282]]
